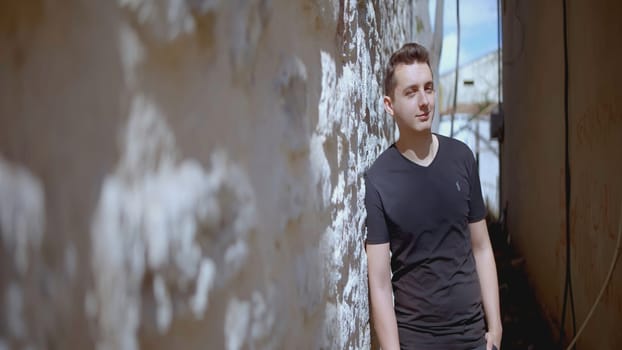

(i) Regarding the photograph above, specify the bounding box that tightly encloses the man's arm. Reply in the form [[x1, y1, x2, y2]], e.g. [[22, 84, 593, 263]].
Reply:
[[469, 219, 503, 350], [366, 243, 400, 350]]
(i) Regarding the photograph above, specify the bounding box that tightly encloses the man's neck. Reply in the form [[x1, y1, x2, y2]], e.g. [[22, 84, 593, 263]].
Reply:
[[395, 130, 437, 165]]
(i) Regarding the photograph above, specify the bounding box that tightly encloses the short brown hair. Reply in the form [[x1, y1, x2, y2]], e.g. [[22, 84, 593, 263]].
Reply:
[[384, 43, 431, 97]]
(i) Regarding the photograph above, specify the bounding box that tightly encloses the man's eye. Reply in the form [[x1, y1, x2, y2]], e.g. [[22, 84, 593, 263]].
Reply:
[[425, 88, 434, 93]]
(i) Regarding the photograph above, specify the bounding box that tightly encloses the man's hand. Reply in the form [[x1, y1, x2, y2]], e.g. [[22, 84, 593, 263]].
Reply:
[[485, 329, 502, 350]]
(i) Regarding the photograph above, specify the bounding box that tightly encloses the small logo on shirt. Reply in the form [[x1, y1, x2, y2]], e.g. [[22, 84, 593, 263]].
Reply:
[[456, 181, 461, 192]]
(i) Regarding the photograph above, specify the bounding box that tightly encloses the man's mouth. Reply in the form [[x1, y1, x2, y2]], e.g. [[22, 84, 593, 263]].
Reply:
[[417, 112, 430, 120]]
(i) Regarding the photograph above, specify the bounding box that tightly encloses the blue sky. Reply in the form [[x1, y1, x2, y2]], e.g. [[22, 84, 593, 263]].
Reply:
[[430, 0, 500, 74]]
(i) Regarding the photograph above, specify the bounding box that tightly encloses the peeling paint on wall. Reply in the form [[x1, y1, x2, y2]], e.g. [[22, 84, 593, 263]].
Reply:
[[0, 207, 48, 350], [118, 0, 220, 42], [0, 156, 45, 276], [5, 282, 26, 340], [89, 95, 256, 350], [229, 0, 271, 78]]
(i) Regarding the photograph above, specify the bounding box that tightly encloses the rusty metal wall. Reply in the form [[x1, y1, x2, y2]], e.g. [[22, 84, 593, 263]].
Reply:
[[501, 0, 622, 348]]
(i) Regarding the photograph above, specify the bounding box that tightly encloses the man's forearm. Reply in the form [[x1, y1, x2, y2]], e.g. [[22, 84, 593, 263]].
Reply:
[[470, 220, 503, 338], [369, 285, 400, 350], [367, 243, 400, 349], [473, 243, 503, 334]]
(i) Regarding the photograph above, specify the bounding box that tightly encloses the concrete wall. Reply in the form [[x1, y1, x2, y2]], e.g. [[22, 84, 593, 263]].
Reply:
[[502, 0, 622, 348], [0, 1, 417, 348]]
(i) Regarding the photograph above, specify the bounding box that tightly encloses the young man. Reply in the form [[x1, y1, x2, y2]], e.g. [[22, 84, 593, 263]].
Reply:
[[364, 43, 502, 350]]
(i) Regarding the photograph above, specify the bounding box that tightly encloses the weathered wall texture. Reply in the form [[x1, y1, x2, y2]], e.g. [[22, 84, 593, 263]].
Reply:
[[502, 0, 622, 348], [0, 0, 418, 349]]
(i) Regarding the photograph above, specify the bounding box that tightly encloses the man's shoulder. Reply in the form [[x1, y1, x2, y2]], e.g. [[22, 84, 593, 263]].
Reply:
[[437, 134, 474, 160], [365, 144, 398, 180]]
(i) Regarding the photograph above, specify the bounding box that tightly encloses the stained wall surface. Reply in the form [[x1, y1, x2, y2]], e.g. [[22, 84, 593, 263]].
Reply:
[[501, 1, 622, 348], [0, 1, 418, 349]]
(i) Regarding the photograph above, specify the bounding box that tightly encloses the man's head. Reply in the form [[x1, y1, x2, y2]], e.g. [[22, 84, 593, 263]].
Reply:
[[383, 43, 435, 133]]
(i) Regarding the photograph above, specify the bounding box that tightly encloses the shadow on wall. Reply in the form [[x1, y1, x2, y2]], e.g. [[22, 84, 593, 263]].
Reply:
[[487, 211, 557, 350]]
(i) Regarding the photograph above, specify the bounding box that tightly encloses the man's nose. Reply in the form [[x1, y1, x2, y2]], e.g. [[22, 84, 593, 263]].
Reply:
[[418, 92, 429, 109]]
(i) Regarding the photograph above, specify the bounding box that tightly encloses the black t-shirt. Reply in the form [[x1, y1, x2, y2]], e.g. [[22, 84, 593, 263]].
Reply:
[[365, 134, 487, 350]]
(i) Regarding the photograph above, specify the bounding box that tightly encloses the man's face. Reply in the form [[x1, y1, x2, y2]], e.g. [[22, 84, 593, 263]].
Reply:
[[384, 62, 435, 133]]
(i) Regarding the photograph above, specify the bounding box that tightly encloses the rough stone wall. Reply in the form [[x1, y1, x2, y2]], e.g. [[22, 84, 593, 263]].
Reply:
[[0, 1, 414, 348], [502, 0, 622, 348]]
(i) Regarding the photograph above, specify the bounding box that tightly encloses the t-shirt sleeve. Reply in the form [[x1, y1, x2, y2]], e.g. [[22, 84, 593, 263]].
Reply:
[[467, 154, 487, 223], [364, 174, 390, 244]]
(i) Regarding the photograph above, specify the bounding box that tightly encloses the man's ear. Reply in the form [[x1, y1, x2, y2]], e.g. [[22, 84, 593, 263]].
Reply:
[[383, 95, 395, 117]]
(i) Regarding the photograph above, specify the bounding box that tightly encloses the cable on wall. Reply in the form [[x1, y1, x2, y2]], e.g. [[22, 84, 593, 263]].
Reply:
[[559, 0, 578, 348]]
